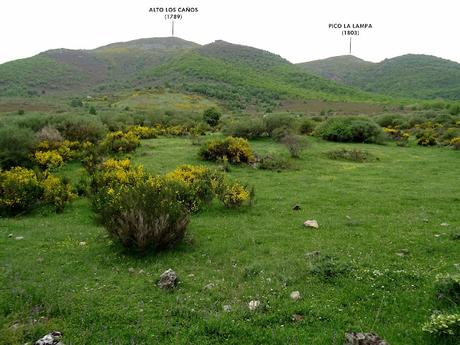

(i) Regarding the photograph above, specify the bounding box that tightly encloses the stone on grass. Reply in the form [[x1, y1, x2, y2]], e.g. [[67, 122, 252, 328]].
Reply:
[[8, 233, 13, 238], [345, 332, 389, 345], [248, 300, 260, 311], [291, 314, 304, 322], [292, 205, 301, 211], [223, 305, 232, 312], [34, 331, 64, 345], [303, 220, 319, 229], [290, 291, 301, 301], [440, 222, 449, 227], [79, 241, 86, 246], [158, 269, 178, 289], [15, 236, 24, 240]]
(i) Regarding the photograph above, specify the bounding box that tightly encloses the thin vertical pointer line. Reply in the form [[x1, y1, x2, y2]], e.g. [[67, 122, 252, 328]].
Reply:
[[349, 37, 352, 55], [172, 21, 175, 37]]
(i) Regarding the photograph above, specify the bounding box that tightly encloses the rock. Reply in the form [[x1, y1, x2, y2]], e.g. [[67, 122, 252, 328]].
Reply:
[[292, 205, 301, 211], [15, 236, 24, 240], [34, 331, 64, 345], [291, 314, 304, 322], [128, 267, 135, 273], [158, 269, 178, 289], [344, 332, 389, 345], [223, 305, 232, 312], [138, 269, 145, 274], [8, 233, 13, 238], [79, 241, 86, 246], [290, 291, 301, 301], [303, 220, 319, 229], [203, 283, 215, 290], [248, 300, 260, 311], [396, 249, 409, 257], [440, 222, 449, 227]]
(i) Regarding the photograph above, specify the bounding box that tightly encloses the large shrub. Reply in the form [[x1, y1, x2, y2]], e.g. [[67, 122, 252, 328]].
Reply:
[[263, 113, 298, 136], [202, 107, 221, 127], [57, 116, 107, 143], [199, 137, 255, 164], [222, 118, 266, 139], [96, 176, 191, 253], [102, 131, 140, 153], [0, 125, 36, 168], [316, 117, 383, 143], [0, 167, 42, 216]]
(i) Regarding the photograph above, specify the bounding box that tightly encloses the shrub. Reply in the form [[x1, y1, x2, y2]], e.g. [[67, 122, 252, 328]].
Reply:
[[326, 148, 373, 162], [127, 125, 158, 139], [218, 181, 251, 208], [435, 274, 460, 303], [89, 106, 97, 115], [271, 126, 295, 142], [416, 130, 437, 146], [203, 107, 221, 127], [41, 174, 76, 212], [0, 126, 36, 168], [316, 117, 383, 143], [299, 119, 317, 135], [263, 113, 298, 135], [281, 134, 307, 158], [102, 131, 140, 153], [57, 116, 107, 143], [166, 165, 222, 212], [199, 137, 255, 164], [376, 114, 406, 128], [383, 127, 410, 146], [33, 150, 64, 170], [449, 105, 460, 116], [91, 158, 145, 193], [257, 154, 291, 171], [222, 118, 266, 139], [0, 167, 42, 216], [35, 126, 63, 144], [96, 177, 190, 253], [422, 313, 460, 336], [308, 253, 351, 281]]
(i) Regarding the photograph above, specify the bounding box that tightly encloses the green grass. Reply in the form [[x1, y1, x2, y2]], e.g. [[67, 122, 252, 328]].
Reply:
[[1, 137, 460, 344]]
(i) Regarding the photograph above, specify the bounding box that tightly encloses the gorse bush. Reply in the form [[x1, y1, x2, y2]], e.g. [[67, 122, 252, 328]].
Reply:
[[0, 125, 36, 168], [0, 167, 75, 216], [102, 131, 140, 153], [0, 167, 42, 216], [97, 177, 191, 253], [33, 150, 64, 170], [166, 165, 222, 212], [199, 137, 255, 164], [316, 117, 383, 143], [218, 181, 251, 208], [126, 125, 158, 139]]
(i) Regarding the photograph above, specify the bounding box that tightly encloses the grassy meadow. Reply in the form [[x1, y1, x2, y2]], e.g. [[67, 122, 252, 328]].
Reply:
[[1, 136, 459, 344]]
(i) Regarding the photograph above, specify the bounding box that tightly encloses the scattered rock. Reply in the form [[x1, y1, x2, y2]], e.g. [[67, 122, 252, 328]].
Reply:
[[440, 223, 449, 227], [15, 236, 24, 240], [34, 331, 64, 345], [138, 269, 145, 274], [79, 241, 86, 246], [8, 233, 13, 238], [187, 273, 195, 278], [248, 300, 260, 311], [291, 314, 304, 322], [158, 269, 178, 289], [292, 205, 301, 211], [303, 220, 319, 229], [454, 263, 460, 270], [128, 267, 135, 273], [344, 332, 389, 345], [396, 249, 409, 257], [223, 305, 232, 312], [290, 291, 301, 301]]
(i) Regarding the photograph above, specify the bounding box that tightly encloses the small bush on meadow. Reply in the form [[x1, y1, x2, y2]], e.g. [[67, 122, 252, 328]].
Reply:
[[416, 130, 438, 146], [218, 181, 251, 208], [41, 174, 76, 213], [199, 137, 255, 164], [257, 154, 291, 171], [263, 113, 298, 136], [326, 148, 374, 162], [316, 117, 383, 143], [299, 119, 317, 135], [102, 131, 140, 153], [126, 125, 158, 139], [0, 125, 36, 168], [96, 176, 191, 253], [202, 107, 221, 127], [33, 150, 64, 170], [57, 116, 107, 143], [281, 134, 307, 158]]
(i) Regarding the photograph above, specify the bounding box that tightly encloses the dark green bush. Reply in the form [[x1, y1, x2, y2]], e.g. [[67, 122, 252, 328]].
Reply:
[[57, 116, 107, 143], [257, 154, 291, 171], [263, 113, 298, 136], [0, 125, 36, 168], [202, 107, 221, 127], [299, 119, 317, 135], [376, 114, 407, 128], [222, 118, 266, 139], [316, 117, 383, 143]]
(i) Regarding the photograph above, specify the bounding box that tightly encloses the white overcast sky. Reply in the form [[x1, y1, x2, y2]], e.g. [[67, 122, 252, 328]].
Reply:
[[0, 0, 459, 64]]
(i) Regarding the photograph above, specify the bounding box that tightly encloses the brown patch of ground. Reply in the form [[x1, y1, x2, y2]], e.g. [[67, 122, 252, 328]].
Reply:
[[277, 99, 390, 115], [0, 101, 56, 113]]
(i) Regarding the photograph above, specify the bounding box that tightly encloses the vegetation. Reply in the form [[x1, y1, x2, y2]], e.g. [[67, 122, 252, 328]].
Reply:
[[316, 117, 383, 143], [199, 137, 255, 164]]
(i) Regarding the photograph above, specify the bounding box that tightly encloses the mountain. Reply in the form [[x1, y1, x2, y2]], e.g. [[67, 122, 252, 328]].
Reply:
[[298, 54, 460, 100]]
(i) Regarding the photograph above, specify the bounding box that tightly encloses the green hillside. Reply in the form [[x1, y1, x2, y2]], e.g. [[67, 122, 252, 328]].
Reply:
[[298, 54, 460, 100]]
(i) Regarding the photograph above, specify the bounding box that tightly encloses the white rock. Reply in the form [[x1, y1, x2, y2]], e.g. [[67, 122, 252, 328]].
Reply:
[[15, 236, 24, 240], [128, 267, 135, 273], [34, 331, 64, 345], [79, 241, 86, 246], [303, 220, 319, 229], [158, 269, 178, 289], [248, 300, 260, 311], [223, 305, 232, 312], [8, 233, 13, 238], [440, 222, 449, 227], [290, 291, 301, 301]]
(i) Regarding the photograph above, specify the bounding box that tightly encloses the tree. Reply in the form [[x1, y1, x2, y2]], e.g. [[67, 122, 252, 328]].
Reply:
[[89, 106, 97, 115], [202, 107, 221, 127]]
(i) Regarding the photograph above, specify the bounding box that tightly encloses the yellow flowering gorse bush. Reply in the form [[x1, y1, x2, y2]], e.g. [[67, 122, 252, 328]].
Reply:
[[33, 150, 64, 170]]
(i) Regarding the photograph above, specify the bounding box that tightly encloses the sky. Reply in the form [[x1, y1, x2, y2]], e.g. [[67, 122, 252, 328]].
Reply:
[[0, 0, 459, 65]]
